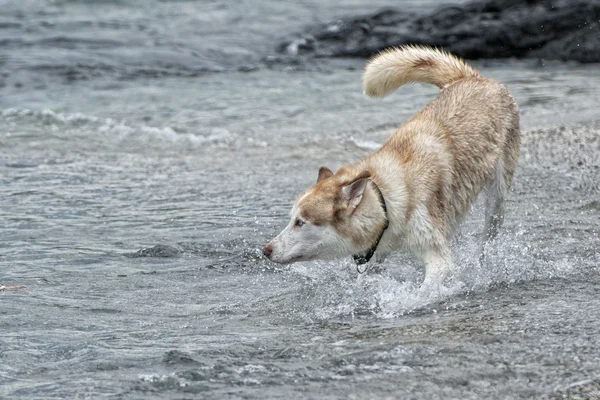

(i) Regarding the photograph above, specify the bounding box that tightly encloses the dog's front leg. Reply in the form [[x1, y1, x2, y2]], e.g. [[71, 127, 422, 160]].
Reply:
[[420, 242, 454, 286]]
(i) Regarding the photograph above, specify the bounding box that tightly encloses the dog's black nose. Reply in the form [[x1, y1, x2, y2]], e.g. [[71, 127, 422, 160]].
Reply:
[[263, 244, 273, 259]]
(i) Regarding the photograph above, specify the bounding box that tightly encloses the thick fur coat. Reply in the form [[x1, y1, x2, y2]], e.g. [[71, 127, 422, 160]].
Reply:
[[264, 45, 521, 285]]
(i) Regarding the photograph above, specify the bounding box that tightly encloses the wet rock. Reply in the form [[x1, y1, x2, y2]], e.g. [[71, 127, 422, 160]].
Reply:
[[551, 378, 600, 399], [579, 200, 600, 211], [278, 0, 600, 63], [163, 350, 200, 365], [529, 21, 600, 63], [128, 244, 181, 258]]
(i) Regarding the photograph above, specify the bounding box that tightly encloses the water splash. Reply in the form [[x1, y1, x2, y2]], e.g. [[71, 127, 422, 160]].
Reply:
[[276, 222, 580, 320]]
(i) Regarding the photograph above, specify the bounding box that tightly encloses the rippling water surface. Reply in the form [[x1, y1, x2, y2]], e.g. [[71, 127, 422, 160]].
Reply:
[[1, 1, 599, 399]]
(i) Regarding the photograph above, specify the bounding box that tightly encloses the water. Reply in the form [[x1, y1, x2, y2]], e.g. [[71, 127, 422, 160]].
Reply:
[[1, 1, 599, 399]]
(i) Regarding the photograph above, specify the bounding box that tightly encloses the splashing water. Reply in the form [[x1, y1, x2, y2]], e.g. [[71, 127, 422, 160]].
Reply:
[[1, 1, 599, 397]]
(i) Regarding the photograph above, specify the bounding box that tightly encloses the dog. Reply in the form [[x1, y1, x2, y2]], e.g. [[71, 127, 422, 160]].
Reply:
[[263, 45, 520, 285]]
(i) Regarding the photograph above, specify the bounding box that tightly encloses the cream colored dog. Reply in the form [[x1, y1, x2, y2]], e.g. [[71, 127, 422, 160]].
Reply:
[[263, 45, 520, 285]]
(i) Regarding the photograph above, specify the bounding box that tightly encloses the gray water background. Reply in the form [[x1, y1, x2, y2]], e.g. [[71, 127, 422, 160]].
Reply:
[[1, 1, 599, 398]]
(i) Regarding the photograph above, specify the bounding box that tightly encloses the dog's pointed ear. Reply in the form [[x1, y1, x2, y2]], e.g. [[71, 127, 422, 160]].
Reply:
[[341, 170, 371, 210], [317, 166, 334, 183]]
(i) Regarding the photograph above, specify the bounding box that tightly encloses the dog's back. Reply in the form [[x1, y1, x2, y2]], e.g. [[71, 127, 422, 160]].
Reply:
[[363, 46, 520, 222]]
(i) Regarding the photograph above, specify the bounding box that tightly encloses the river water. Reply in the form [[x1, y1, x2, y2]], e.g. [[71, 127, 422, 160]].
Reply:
[[1, 1, 599, 399]]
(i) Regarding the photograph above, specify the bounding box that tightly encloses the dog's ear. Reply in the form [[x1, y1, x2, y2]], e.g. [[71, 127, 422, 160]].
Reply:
[[317, 166, 334, 183], [341, 170, 371, 211]]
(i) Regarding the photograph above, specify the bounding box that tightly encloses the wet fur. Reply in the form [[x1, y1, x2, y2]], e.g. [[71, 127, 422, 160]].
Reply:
[[265, 45, 521, 285]]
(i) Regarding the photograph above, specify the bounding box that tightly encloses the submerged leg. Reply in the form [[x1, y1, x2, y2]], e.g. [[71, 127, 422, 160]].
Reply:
[[374, 252, 388, 264], [483, 188, 506, 240], [479, 160, 508, 264], [421, 241, 454, 286]]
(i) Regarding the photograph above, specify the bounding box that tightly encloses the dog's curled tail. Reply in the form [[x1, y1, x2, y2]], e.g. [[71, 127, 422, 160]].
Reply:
[[362, 45, 480, 98]]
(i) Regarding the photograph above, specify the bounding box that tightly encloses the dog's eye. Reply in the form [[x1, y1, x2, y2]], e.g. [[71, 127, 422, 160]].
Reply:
[[295, 218, 305, 228]]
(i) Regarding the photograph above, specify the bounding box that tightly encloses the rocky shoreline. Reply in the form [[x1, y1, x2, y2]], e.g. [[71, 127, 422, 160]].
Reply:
[[276, 0, 600, 64]]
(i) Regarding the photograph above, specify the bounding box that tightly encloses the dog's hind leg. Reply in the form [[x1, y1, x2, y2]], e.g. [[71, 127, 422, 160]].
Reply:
[[480, 119, 520, 265], [479, 159, 509, 264]]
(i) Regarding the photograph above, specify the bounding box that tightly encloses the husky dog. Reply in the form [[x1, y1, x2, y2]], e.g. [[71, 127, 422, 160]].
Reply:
[[263, 45, 520, 285]]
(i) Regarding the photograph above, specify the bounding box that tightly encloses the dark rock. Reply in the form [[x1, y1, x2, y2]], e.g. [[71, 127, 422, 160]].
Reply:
[[551, 378, 600, 399], [163, 350, 200, 365], [530, 21, 600, 62], [128, 244, 181, 258], [277, 0, 600, 63], [579, 200, 600, 211]]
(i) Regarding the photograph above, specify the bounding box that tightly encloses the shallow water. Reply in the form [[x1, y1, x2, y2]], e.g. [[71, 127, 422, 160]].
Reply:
[[1, 1, 600, 399]]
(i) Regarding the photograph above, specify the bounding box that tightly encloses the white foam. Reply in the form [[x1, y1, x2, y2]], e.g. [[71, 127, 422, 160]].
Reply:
[[1, 107, 236, 150], [347, 136, 382, 151], [289, 225, 578, 320]]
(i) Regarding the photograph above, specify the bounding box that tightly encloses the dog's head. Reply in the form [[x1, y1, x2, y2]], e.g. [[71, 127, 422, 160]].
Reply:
[[263, 166, 387, 264]]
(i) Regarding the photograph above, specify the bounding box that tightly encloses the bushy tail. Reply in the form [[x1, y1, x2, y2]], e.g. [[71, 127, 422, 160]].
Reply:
[[362, 45, 480, 98]]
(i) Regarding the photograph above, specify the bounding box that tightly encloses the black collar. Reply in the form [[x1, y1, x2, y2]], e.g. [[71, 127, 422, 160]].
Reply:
[[352, 180, 389, 271]]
